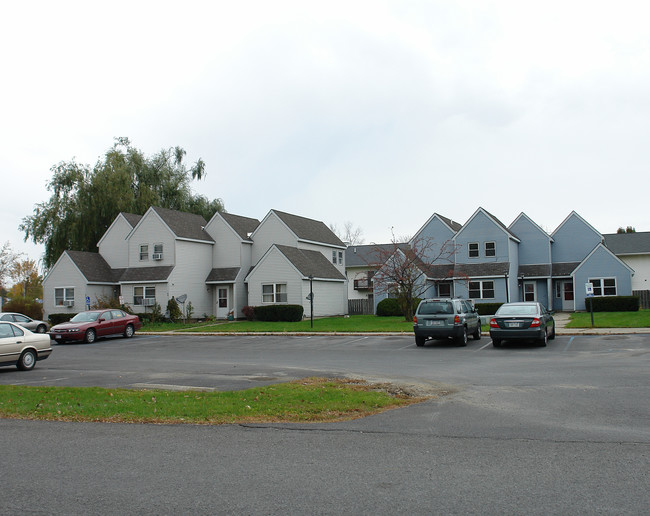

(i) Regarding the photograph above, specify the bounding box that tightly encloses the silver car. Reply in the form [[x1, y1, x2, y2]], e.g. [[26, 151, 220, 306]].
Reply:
[[0, 321, 53, 370], [0, 312, 49, 333]]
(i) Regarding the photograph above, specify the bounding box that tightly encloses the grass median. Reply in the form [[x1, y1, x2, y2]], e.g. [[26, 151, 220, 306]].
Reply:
[[566, 310, 650, 328], [0, 378, 432, 425]]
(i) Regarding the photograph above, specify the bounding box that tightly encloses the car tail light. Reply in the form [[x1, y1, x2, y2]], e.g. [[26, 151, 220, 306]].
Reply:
[[413, 316, 417, 324], [454, 315, 461, 324], [489, 318, 498, 328], [530, 318, 541, 327]]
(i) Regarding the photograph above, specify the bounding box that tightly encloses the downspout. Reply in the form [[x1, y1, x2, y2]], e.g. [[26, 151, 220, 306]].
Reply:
[[505, 273, 509, 303]]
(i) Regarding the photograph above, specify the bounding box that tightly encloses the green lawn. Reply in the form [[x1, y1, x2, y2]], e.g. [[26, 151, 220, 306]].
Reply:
[[0, 378, 428, 424], [144, 315, 415, 333], [566, 310, 650, 328]]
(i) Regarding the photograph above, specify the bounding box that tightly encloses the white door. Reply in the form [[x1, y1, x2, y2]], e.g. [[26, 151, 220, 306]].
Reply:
[[216, 287, 229, 319], [562, 281, 574, 311]]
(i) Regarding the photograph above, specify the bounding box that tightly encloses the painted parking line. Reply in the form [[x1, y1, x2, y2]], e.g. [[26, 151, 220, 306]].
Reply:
[[564, 336, 575, 352], [476, 341, 493, 351]]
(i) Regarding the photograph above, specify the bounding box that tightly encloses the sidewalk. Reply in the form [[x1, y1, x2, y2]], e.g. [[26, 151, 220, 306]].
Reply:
[[553, 312, 650, 335]]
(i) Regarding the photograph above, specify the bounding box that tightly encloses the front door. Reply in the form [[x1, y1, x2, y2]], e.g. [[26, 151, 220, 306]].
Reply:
[[562, 281, 574, 311], [216, 287, 229, 319]]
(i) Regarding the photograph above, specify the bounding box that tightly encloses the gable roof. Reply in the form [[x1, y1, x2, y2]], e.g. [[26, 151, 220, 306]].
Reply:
[[456, 207, 520, 243], [273, 245, 346, 280], [150, 206, 214, 242], [220, 213, 260, 242], [411, 213, 462, 242], [345, 243, 408, 267], [119, 266, 175, 283], [573, 243, 635, 276], [509, 212, 554, 242], [551, 211, 602, 239], [603, 231, 650, 255], [66, 251, 123, 283], [271, 210, 345, 248], [122, 212, 143, 228], [206, 267, 241, 283]]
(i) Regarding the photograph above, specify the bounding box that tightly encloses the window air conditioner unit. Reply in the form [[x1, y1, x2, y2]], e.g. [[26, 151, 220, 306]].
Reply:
[[143, 298, 156, 306], [64, 300, 75, 307], [152, 253, 163, 260]]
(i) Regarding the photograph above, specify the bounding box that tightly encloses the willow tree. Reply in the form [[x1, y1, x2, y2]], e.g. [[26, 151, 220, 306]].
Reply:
[[20, 138, 224, 269]]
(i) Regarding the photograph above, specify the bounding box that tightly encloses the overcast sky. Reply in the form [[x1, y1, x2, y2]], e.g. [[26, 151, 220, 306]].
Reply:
[[3, 0, 649, 264]]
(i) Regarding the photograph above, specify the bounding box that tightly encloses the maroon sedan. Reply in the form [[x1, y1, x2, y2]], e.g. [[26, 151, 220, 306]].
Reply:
[[50, 309, 142, 344]]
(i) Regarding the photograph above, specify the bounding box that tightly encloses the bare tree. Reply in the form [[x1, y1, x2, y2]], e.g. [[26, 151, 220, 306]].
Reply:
[[329, 221, 365, 245], [0, 242, 23, 290], [371, 234, 459, 322]]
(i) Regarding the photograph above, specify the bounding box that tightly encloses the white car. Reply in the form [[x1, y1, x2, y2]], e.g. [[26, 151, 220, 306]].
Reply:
[[0, 312, 49, 333], [0, 321, 53, 370]]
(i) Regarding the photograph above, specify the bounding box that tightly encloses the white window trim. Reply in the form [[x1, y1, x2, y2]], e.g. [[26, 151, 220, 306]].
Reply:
[[588, 277, 617, 297], [468, 242, 479, 258], [133, 285, 156, 306], [485, 241, 496, 257], [262, 283, 288, 304], [523, 281, 537, 302], [54, 287, 75, 306], [139, 244, 149, 261], [469, 280, 495, 299]]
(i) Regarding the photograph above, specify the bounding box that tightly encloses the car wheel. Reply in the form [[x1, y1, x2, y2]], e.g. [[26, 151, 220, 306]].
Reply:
[[492, 338, 501, 348], [17, 349, 36, 371], [539, 329, 547, 347], [472, 324, 481, 340], [36, 324, 47, 333], [549, 323, 556, 340], [124, 324, 135, 338], [85, 328, 97, 344], [455, 328, 468, 347]]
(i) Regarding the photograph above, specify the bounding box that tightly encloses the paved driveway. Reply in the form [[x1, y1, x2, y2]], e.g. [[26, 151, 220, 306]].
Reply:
[[1, 334, 649, 514]]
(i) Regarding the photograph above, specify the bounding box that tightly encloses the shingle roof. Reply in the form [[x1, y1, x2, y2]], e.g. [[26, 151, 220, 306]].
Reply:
[[119, 266, 175, 282], [272, 210, 345, 247], [152, 206, 213, 242], [422, 262, 510, 279], [206, 267, 241, 283], [437, 214, 463, 232], [480, 208, 520, 242], [221, 213, 260, 241], [551, 262, 581, 277], [121, 212, 143, 228], [519, 264, 552, 278], [66, 251, 121, 283], [345, 243, 408, 267], [275, 245, 346, 280], [603, 232, 650, 255]]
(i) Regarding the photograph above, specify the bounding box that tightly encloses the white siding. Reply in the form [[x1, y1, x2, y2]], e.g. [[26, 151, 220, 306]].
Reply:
[[97, 215, 132, 268], [206, 216, 242, 267], [122, 282, 168, 315], [128, 214, 176, 267], [42, 254, 86, 318], [618, 255, 647, 291], [302, 278, 346, 317], [251, 214, 297, 264], [347, 267, 372, 300], [169, 240, 214, 317]]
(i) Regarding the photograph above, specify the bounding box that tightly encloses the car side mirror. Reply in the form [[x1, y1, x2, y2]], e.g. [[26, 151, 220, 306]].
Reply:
[[98, 318, 105, 323]]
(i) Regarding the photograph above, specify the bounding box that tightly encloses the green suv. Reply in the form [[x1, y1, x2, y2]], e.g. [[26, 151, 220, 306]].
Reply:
[[413, 298, 481, 347]]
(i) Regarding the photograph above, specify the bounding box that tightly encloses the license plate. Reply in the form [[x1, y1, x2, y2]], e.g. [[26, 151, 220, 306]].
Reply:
[[506, 322, 521, 328], [426, 320, 443, 326], [55, 335, 61, 339]]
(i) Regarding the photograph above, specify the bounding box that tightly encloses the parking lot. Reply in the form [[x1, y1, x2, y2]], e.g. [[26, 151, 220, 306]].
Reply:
[[2, 333, 649, 514]]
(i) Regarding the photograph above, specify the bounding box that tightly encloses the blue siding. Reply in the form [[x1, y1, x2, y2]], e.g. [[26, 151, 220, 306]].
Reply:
[[455, 211, 511, 264], [510, 215, 552, 265], [572, 246, 633, 310], [412, 216, 457, 263], [552, 213, 602, 263]]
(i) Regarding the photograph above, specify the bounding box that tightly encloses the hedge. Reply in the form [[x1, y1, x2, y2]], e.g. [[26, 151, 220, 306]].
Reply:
[[376, 298, 421, 317], [48, 313, 76, 325], [475, 302, 504, 315], [252, 304, 304, 322], [586, 296, 639, 312]]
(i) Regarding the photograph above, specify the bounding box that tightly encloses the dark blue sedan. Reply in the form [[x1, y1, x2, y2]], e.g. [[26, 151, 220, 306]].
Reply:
[[489, 302, 555, 347]]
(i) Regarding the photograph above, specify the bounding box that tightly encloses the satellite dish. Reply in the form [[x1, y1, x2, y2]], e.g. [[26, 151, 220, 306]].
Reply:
[[176, 294, 187, 303]]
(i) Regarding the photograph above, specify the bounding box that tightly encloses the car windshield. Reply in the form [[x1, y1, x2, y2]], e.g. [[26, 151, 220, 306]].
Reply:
[[70, 312, 100, 322], [418, 302, 453, 315], [496, 305, 538, 316]]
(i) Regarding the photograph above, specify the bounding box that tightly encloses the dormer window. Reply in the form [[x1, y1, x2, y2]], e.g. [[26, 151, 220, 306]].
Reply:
[[139, 244, 148, 261], [468, 242, 479, 258], [485, 241, 496, 257]]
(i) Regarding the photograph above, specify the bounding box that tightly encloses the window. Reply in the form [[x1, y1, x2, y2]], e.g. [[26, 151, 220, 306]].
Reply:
[[218, 288, 228, 308], [262, 283, 287, 303], [485, 242, 496, 257], [338, 251, 343, 265], [468, 243, 479, 258], [438, 283, 452, 297], [589, 278, 617, 296], [332, 250, 337, 264], [134, 286, 156, 305], [153, 243, 164, 260], [55, 287, 74, 306], [555, 283, 562, 298], [469, 280, 495, 299], [139, 244, 149, 261], [524, 281, 536, 302]]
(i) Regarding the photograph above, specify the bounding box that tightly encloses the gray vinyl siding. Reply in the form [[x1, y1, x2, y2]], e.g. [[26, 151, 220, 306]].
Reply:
[[298, 241, 345, 276], [128, 214, 176, 267], [207, 216, 243, 267], [42, 254, 86, 318], [97, 215, 132, 268], [170, 240, 214, 317], [552, 214, 602, 264], [121, 282, 167, 315], [251, 214, 297, 264]]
